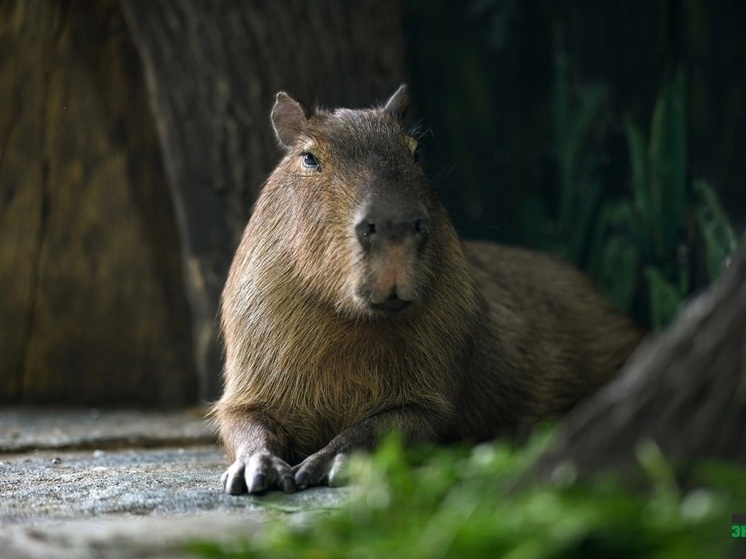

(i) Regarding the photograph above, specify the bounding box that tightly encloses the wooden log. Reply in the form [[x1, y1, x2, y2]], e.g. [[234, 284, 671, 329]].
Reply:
[[536, 239, 746, 480]]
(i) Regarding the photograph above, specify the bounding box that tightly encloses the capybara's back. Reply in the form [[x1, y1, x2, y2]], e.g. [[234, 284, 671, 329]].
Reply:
[[214, 85, 643, 494]]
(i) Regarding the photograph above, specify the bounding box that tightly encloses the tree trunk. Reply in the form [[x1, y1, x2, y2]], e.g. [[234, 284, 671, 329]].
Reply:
[[0, 0, 195, 405], [0, 0, 406, 405], [120, 0, 406, 401], [536, 238, 746, 480]]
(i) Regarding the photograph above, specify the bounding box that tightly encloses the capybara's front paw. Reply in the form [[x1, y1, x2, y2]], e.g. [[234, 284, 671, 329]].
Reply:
[[221, 452, 296, 495], [293, 451, 348, 490]]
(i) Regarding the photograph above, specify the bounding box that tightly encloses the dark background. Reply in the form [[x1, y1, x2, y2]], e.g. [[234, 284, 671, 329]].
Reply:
[[1, 0, 743, 406], [408, 0, 745, 241]]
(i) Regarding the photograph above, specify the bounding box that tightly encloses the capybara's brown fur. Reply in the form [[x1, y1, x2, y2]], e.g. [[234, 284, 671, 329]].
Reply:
[[214, 85, 643, 494]]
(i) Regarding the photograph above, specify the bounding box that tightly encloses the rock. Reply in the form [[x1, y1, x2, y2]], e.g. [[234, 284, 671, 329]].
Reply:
[[0, 408, 349, 558]]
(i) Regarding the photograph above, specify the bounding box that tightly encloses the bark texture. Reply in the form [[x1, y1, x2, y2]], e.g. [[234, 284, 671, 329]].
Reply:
[[536, 239, 746, 480], [0, 0, 195, 405], [120, 0, 406, 400], [0, 0, 406, 404]]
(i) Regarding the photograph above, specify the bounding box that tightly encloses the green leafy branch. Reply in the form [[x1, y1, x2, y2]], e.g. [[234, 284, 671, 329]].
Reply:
[[549, 49, 738, 330]]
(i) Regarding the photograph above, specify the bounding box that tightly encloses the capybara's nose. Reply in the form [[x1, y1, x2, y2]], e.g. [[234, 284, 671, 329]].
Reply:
[[355, 209, 429, 250]]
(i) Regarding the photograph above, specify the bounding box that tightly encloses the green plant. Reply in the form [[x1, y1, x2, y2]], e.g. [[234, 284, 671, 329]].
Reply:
[[550, 24, 609, 267], [591, 69, 738, 329], [544, 39, 738, 330], [191, 433, 743, 559]]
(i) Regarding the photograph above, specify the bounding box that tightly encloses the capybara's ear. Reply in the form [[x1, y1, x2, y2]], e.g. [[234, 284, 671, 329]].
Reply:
[[382, 84, 409, 122], [271, 92, 312, 147]]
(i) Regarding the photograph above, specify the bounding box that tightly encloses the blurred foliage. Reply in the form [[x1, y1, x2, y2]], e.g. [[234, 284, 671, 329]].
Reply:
[[192, 434, 744, 559], [549, 56, 738, 329], [405, 0, 744, 331]]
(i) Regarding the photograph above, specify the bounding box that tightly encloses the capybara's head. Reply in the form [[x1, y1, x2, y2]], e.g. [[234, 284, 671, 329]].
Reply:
[[248, 85, 462, 320]]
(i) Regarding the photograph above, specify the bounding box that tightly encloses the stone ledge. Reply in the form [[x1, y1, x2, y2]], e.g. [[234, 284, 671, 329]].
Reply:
[[0, 408, 217, 453], [1, 409, 349, 558]]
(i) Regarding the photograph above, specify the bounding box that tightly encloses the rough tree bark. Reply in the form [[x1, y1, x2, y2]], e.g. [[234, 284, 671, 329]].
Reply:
[[120, 0, 407, 401], [536, 238, 746, 480], [0, 0, 195, 405], [0, 0, 406, 404]]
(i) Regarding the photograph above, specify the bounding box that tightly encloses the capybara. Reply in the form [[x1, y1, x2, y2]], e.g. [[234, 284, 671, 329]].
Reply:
[[214, 85, 642, 494]]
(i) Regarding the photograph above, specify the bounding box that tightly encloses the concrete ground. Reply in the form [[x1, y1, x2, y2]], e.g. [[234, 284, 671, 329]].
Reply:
[[0, 408, 348, 558]]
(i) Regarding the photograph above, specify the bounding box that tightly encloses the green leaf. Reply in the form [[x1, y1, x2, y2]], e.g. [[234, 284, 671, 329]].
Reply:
[[566, 178, 605, 265], [597, 235, 639, 314], [692, 180, 739, 281], [644, 266, 684, 330], [623, 118, 651, 258], [648, 68, 687, 260], [552, 23, 607, 245], [586, 200, 639, 313]]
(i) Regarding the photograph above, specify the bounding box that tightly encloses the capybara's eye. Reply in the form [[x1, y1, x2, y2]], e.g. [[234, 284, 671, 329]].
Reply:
[[301, 152, 321, 171], [413, 145, 421, 163]]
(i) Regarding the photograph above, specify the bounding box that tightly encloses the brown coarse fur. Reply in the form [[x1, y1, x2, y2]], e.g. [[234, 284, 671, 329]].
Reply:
[[213, 85, 643, 494]]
